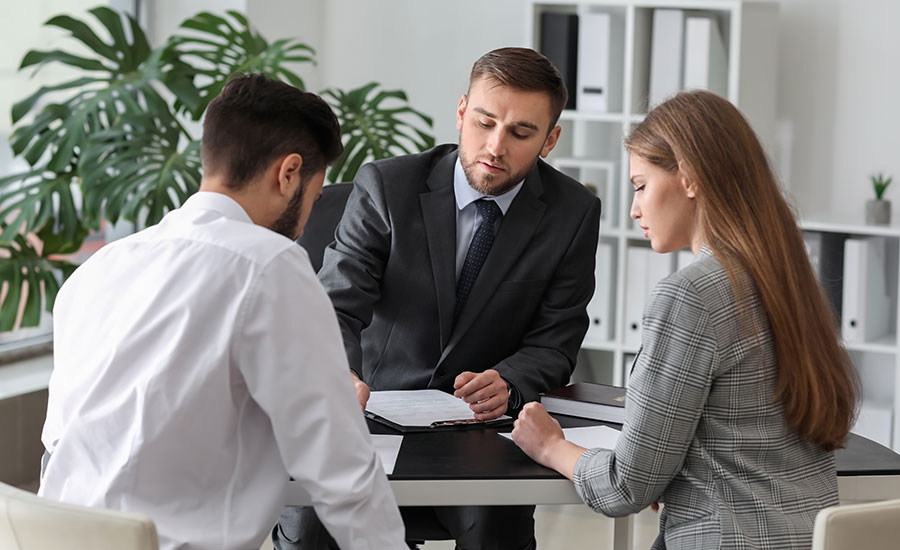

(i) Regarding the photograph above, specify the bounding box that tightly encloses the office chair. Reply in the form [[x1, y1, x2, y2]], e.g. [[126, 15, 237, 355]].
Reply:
[[812, 498, 900, 550], [296, 182, 353, 272], [0, 481, 159, 550]]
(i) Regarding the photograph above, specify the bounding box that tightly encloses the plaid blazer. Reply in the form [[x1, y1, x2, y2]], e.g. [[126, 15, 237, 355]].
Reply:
[[573, 247, 839, 549]]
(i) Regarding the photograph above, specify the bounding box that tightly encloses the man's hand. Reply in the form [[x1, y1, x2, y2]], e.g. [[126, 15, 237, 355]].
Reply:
[[350, 371, 370, 412], [453, 369, 508, 420]]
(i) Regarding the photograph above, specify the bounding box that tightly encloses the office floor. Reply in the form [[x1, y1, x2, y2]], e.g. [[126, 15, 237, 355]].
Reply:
[[259, 505, 661, 549]]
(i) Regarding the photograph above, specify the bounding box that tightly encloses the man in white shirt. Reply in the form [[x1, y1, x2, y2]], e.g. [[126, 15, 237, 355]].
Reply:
[[39, 74, 406, 550]]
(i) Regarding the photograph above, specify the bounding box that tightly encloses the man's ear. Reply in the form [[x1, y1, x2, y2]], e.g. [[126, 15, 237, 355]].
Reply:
[[540, 125, 562, 158], [277, 153, 304, 197], [456, 94, 468, 132]]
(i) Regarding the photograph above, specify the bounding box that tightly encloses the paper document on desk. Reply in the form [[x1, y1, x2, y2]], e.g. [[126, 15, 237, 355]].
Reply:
[[366, 389, 511, 429], [501, 425, 621, 450], [371, 434, 402, 475]]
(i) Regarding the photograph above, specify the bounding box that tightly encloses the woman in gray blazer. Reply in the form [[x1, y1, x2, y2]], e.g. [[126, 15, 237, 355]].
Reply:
[[511, 90, 858, 549]]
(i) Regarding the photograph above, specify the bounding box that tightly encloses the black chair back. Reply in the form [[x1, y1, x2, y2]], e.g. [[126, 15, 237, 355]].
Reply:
[[296, 182, 353, 272]]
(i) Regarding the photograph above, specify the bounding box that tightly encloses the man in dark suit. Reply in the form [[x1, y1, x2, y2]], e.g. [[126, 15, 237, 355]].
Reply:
[[274, 47, 601, 550]]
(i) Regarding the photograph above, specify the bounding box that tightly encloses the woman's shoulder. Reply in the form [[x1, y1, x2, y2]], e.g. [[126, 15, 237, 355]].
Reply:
[[657, 246, 748, 313]]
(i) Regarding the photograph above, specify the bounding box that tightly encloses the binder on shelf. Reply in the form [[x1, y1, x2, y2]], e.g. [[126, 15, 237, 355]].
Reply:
[[841, 237, 890, 344], [624, 247, 649, 348], [625, 247, 674, 348], [803, 231, 844, 319], [576, 12, 623, 112], [540, 382, 626, 424], [540, 12, 579, 110], [649, 9, 685, 107], [584, 242, 615, 345], [682, 14, 727, 96]]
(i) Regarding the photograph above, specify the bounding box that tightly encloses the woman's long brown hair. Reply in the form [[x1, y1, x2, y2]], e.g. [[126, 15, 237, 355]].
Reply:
[[625, 90, 858, 451]]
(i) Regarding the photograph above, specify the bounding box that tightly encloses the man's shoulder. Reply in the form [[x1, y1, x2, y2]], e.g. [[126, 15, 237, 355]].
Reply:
[[365, 144, 457, 181], [133, 209, 308, 271]]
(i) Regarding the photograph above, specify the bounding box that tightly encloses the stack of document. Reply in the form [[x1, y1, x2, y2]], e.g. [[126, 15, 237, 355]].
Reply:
[[365, 389, 512, 431], [501, 425, 621, 451]]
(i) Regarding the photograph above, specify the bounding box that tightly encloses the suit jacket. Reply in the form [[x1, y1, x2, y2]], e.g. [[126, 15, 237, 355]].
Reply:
[[318, 144, 602, 406], [573, 247, 839, 549]]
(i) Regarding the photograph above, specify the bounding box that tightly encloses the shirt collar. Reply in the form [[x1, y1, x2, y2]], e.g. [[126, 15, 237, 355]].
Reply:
[[181, 191, 254, 224], [453, 158, 523, 215]]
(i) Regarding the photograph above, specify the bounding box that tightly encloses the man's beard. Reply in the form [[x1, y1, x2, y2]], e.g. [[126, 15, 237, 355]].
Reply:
[[458, 143, 538, 197], [270, 176, 308, 239]]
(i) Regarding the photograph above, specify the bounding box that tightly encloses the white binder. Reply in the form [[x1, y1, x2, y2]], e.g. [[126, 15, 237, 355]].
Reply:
[[683, 14, 727, 96], [624, 247, 674, 348], [842, 237, 890, 343], [577, 13, 612, 112], [649, 9, 685, 107], [625, 247, 649, 348], [584, 242, 615, 345]]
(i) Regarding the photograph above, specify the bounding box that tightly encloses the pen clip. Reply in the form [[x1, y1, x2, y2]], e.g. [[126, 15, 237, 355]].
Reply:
[[430, 418, 483, 428]]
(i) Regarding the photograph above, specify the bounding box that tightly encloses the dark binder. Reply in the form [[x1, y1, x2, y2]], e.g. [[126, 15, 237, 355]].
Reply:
[[540, 382, 626, 424], [540, 12, 579, 110]]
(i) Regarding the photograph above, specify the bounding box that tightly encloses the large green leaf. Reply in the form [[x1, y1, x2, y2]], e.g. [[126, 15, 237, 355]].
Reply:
[[168, 10, 315, 118], [0, 168, 81, 243], [80, 109, 202, 228], [10, 7, 178, 174], [0, 227, 75, 331], [323, 82, 435, 183]]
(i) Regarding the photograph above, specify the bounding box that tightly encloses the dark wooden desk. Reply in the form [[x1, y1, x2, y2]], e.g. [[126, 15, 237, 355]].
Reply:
[[286, 417, 900, 549]]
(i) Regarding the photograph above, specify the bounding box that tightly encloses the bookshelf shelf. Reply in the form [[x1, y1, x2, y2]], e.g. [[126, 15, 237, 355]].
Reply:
[[802, 222, 900, 450], [531, 0, 900, 450]]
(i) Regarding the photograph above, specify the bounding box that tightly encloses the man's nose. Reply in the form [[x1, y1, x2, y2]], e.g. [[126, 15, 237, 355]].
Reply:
[[485, 130, 506, 158]]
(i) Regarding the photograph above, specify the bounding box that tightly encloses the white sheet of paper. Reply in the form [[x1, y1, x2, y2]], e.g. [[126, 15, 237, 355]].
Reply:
[[371, 434, 402, 475], [366, 389, 510, 427], [501, 425, 621, 450]]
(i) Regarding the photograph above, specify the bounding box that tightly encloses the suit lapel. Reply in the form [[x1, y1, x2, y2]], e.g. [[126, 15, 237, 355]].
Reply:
[[420, 152, 459, 349], [438, 162, 547, 365]]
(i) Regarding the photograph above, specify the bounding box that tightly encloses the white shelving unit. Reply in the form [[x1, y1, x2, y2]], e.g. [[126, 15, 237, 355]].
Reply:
[[800, 215, 900, 451], [529, 1, 900, 452], [526, 0, 779, 386]]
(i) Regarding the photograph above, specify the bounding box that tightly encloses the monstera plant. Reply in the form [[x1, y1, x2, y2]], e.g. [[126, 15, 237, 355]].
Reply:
[[0, 7, 434, 331]]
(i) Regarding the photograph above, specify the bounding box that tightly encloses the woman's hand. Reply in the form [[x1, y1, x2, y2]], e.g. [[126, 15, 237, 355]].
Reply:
[[512, 402, 586, 480]]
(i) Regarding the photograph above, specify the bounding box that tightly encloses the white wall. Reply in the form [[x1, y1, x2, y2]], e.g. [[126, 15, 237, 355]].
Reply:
[[137, 0, 900, 221], [778, 0, 900, 219]]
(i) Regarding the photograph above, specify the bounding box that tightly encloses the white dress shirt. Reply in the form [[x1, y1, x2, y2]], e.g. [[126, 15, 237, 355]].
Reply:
[[453, 158, 524, 279], [40, 192, 405, 550]]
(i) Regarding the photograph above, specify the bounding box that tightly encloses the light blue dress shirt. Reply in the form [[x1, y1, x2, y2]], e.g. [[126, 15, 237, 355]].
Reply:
[[453, 158, 524, 280]]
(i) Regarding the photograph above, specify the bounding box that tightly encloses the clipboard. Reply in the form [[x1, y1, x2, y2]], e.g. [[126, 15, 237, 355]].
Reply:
[[364, 410, 513, 433], [364, 389, 513, 432]]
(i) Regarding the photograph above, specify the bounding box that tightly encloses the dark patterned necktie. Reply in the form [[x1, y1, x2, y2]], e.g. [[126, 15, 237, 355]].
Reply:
[[455, 199, 503, 322]]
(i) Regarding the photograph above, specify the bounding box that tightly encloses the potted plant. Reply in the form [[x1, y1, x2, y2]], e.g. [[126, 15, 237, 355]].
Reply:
[[866, 172, 893, 225], [0, 7, 434, 332]]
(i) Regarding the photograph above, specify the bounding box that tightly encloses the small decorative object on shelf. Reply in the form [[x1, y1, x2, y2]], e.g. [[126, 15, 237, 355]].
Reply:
[[866, 172, 894, 225]]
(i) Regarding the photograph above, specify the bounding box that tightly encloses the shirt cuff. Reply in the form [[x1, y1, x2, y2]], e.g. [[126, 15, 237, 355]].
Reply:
[[504, 378, 522, 411], [573, 447, 609, 506]]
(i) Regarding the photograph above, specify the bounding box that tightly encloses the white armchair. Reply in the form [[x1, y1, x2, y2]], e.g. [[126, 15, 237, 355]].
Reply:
[[0, 481, 158, 550], [812, 498, 900, 550]]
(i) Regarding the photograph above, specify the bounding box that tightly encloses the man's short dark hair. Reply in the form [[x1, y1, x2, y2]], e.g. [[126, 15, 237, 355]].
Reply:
[[201, 74, 343, 189], [469, 47, 568, 130]]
